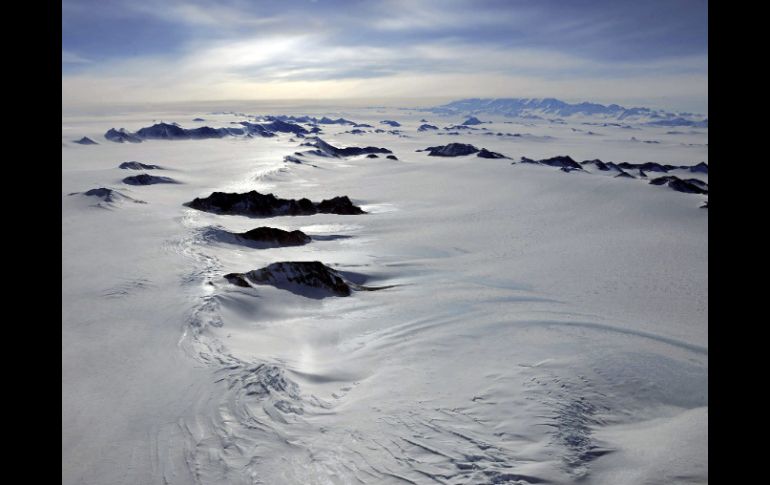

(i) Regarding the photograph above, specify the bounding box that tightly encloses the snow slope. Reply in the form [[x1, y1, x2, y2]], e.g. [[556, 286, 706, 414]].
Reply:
[[63, 103, 707, 484]]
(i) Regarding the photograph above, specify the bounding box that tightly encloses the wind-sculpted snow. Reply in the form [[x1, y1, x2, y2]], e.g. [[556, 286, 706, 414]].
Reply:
[[63, 104, 707, 485], [185, 190, 365, 217]]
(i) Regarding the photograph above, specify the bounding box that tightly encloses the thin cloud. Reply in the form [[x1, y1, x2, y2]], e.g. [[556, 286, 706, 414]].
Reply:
[[62, 50, 92, 64], [61, 0, 707, 112]]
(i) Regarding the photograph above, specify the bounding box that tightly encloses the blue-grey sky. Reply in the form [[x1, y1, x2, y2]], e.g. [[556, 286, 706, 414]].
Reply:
[[62, 0, 708, 113]]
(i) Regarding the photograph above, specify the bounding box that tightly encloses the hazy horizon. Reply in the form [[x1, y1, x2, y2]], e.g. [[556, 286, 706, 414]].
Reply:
[[62, 95, 708, 119]]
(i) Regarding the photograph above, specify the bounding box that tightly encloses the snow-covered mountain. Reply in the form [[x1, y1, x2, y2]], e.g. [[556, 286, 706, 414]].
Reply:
[[427, 98, 708, 126]]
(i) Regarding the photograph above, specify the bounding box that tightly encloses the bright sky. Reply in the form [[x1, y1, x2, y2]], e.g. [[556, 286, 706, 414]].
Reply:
[[62, 0, 708, 113]]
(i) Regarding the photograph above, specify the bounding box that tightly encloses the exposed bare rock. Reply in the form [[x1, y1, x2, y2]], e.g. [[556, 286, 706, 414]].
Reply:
[[119, 161, 162, 170], [74, 136, 98, 145], [185, 191, 365, 217], [237, 227, 311, 247], [225, 261, 353, 297], [123, 174, 180, 185], [649, 176, 708, 194]]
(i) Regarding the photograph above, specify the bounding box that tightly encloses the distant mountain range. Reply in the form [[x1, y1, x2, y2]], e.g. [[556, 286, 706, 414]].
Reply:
[[425, 98, 707, 127]]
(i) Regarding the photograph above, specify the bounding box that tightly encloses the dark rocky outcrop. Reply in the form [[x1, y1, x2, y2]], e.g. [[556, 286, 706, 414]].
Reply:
[[134, 122, 191, 139], [225, 261, 353, 297], [105, 121, 287, 143], [74, 136, 98, 145], [68, 187, 145, 205], [424, 143, 480, 156], [122, 174, 179, 185], [418, 124, 439, 131], [581, 159, 613, 171], [386, 155, 398, 160], [105, 128, 142, 143], [689, 162, 708, 174], [476, 148, 507, 159], [520, 155, 583, 170], [193, 118, 206, 121], [380, 120, 401, 127], [185, 191, 365, 217], [615, 170, 635, 179], [318, 117, 355, 125], [630, 137, 660, 144], [649, 176, 708, 194], [259, 120, 309, 135], [701, 200, 708, 209], [617, 161, 669, 173], [108, 122, 243, 141], [70, 187, 120, 202], [316, 196, 365, 215], [461, 116, 484, 125], [366, 154, 379, 158], [119, 161, 162, 170], [237, 227, 311, 247], [302, 137, 392, 158], [264, 115, 356, 126], [82, 188, 117, 200], [238, 122, 277, 137]]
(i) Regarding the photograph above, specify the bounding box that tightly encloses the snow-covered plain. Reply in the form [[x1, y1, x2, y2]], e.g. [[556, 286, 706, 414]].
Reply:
[[62, 103, 707, 484]]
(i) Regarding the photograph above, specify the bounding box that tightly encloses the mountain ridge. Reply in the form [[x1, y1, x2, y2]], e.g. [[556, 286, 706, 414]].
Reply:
[[426, 98, 707, 126]]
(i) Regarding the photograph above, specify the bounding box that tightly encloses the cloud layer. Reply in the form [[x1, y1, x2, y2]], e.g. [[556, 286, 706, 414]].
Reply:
[[62, 0, 708, 113]]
